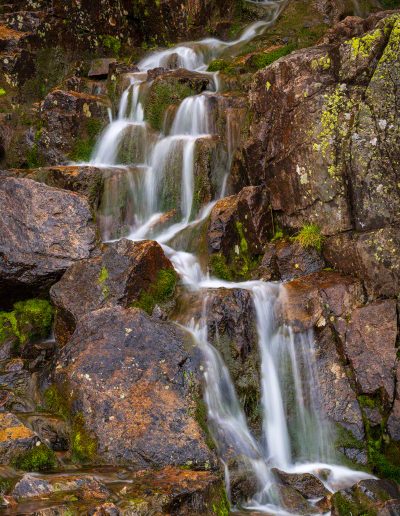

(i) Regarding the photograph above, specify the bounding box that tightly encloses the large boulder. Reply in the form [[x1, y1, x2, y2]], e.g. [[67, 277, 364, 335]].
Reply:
[[50, 238, 176, 345], [51, 306, 215, 468], [0, 177, 96, 304]]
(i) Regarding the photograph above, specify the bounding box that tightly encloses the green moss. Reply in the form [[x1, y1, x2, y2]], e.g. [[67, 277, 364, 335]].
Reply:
[[331, 491, 375, 516], [209, 254, 233, 281], [71, 413, 97, 463], [97, 265, 110, 299], [294, 224, 324, 252], [271, 227, 284, 242], [0, 299, 53, 348], [248, 44, 296, 70], [212, 488, 230, 516], [311, 54, 332, 70], [194, 397, 216, 451], [70, 118, 103, 162], [0, 88, 6, 96], [133, 268, 177, 315], [144, 81, 195, 131], [100, 35, 121, 55], [380, 0, 400, 7], [44, 385, 70, 421], [369, 449, 400, 483], [13, 444, 57, 472], [207, 59, 233, 73]]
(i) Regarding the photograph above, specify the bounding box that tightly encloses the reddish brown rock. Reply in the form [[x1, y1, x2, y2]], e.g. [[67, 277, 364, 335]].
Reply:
[[0, 177, 97, 303], [52, 306, 215, 468], [323, 228, 400, 298], [271, 468, 330, 499], [0, 412, 42, 464], [388, 363, 400, 440], [344, 300, 398, 401], [50, 239, 175, 345]]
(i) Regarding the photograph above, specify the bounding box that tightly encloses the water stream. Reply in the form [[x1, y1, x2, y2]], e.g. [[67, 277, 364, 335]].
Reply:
[[80, 2, 372, 512]]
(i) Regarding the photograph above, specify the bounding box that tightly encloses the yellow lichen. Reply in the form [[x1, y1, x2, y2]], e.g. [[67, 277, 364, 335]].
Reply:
[[345, 28, 382, 59]]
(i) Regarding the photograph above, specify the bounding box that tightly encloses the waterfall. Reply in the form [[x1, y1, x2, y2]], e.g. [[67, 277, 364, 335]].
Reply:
[[79, 0, 374, 511]]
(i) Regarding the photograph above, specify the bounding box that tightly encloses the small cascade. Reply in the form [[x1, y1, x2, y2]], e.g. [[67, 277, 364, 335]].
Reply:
[[81, 1, 375, 512]]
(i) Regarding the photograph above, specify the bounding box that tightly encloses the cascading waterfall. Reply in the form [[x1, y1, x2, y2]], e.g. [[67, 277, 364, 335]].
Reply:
[[78, 1, 374, 512]]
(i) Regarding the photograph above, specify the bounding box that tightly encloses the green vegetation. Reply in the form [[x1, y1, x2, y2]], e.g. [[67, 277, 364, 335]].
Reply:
[[345, 28, 383, 59], [98, 265, 110, 299], [70, 118, 103, 162], [381, 0, 400, 7], [210, 254, 233, 281], [271, 226, 284, 242], [71, 413, 97, 463], [100, 35, 121, 55], [25, 128, 43, 169], [144, 81, 195, 131], [194, 397, 216, 451], [13, 444, 57, 472], [0, 299, 53, 348], [212, 488, 230, 516], [247, 44, 296, 70], [0, 88, 6, 96], [294, 224, 324, 252], [44, 385, 70, 421], [133, 268, 178, 314]]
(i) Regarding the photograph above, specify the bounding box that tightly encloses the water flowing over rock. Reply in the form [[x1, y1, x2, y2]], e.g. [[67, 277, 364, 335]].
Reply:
[[51, 306, 216, 468], [0, 177, 97, 304]]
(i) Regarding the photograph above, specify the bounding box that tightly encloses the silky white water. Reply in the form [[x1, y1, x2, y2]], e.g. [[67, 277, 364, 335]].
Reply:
[[81, 1, 373, 512]]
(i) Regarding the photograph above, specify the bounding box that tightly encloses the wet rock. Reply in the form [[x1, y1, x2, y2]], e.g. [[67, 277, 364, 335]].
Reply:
[[259, 239, 325, 281], [12, 473, 110, 501], [116, 466, 226, 515], [331, 478, 400, 516], [17, 413, 69, 452], [10, 165, 105, 210], [269, 483, 320, 514], [207, 186, 272, 280], [88, 58, 117, 79], [0, 412, 41, 464], [0, 177, 96, 303], [91, 502, 120, 516], [344, 300, 398, 401], [377, 499, 400, 515], [50, 238, 175, 345], [38, 89, 110, 164], [323, 227, 400, 298], [271, 469, 330, 499], [0, 358, 38, 412], [52, 306, 215, 468]]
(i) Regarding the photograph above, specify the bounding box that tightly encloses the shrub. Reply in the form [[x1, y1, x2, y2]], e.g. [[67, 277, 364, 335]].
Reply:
[[294, 224, 324, 252]]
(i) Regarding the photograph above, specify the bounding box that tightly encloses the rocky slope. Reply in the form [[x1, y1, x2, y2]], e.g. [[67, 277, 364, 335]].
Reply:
[[0, 0, 399, 514]]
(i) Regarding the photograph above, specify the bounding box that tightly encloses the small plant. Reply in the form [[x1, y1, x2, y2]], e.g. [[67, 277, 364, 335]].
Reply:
[[133, 269, 177, 315], [13, 444, 57, 472], [100, 35, 121, 55], [294, 224, 324, 252]]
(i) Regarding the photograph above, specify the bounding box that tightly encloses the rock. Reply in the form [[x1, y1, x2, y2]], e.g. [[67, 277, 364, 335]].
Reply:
[[344, 300, 398, 401], [50, 239, 176, 345], [116, 466, 226, 516], [0, 412, 41, 464], [91, 503, 120, 516], [17, 413, 69, 452], [12, 473, 110, 501], [234, 12, 400, 237], [10, 165, 105, 210], [51, 306, 215, 468], [38, 89, 110, 164], [207, 186, 272, 280], [271, 469, 330, 499], [388, 363, 400, 441], [259, 239, 325, 281], [377, 499, 400, 515], [314, 325, 365, 442], [0, 358, 39, 412], [269, 483, 320, 514], [88, 58, 116, 79], [323, 227, 400, 298], [279, 270, 364, 332], [0, 177, 96, 302], [331, 479, 400, 516]]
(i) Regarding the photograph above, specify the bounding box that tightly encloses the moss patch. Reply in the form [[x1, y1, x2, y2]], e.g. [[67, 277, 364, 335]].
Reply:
[[70, 118, 103, 162], [97, 265, 110, 299], [13, 444, 57, 472], [0, 299, 53, 348], [144, 81, 195, 131], [71, 413, 97, 463], [133, 268, 178, 315]]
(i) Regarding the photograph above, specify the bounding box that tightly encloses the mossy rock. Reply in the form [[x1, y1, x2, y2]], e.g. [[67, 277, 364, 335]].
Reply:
[[12, 444, 57, 472], [132, 268, 178, 315]]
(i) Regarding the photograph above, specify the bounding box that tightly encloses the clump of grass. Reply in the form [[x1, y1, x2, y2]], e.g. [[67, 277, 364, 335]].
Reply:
[[293, 223, 324, 252], [248, 44, 296, 70], [13, 444, 57, 472]]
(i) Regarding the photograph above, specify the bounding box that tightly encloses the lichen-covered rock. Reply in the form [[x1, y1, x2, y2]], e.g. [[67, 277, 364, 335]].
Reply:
[[0, 177, 97, 303], [272, 468, 330, 499], [0, 412, 41, 464], [9, 165, 105, 211], [323, 227, 400, 298], [50, 239, 176, 345], [38, 89, 110, 164], [51, 306, 216, 468]]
